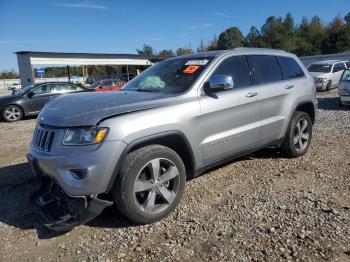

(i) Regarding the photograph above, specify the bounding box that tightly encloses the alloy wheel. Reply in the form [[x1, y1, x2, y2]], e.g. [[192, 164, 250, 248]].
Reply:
[[4, 106, 21, 121], [293, 118, 309, 152], [133, 158, 180, 215]]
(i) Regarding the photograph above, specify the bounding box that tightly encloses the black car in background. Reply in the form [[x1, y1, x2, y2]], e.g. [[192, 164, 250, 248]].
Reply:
[[0, 82, 85, 122]]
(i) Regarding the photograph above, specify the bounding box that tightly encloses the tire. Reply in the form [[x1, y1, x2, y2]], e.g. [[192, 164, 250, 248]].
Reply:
[[281, 111, 312, 158], [325, 80, 332, 91], [113, 145, 186, 224], [2, 105, 23, 122]]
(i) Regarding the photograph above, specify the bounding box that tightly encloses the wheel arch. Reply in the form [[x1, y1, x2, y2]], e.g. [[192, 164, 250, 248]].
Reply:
[[106, 131, 196, 192], [1, 103, 25, 118], [295, 101, 316, 124]]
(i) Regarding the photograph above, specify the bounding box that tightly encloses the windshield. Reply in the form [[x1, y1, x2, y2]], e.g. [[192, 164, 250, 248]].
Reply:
[[308, 64, 332, 73], [14, 84, 34, 95], [123, 57, 213, 94]]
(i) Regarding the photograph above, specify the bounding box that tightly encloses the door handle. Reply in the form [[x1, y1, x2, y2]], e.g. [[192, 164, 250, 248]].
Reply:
[[245, 92, 258, 98], [285, 84, 294, 89]]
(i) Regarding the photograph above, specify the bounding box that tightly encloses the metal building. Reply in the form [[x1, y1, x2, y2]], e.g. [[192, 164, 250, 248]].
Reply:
[[15, 51, 152, 85]]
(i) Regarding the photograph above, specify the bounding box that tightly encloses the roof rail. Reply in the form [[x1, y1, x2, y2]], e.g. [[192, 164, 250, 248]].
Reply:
[[232, 47, 287, 53]]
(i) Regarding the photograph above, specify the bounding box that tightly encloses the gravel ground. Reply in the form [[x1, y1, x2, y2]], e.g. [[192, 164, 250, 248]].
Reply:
[[0, 89, 349, 261]]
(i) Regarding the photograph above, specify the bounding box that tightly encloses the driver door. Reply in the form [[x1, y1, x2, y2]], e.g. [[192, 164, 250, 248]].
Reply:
[[25, 84, 54, 114], [199, 55, 260, 165]]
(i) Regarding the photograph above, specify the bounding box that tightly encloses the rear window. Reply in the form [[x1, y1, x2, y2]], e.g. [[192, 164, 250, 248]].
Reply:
[[247, 55, 283, 84], [277, 56, 305, 79], [308, 64, 331, 73]]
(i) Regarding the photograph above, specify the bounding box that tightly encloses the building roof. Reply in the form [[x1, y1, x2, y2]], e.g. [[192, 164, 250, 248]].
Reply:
[[15, 51, 153, 66]]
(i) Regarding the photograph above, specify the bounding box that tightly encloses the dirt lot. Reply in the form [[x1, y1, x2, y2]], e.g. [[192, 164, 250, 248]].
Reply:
[[0, 89, 349, 261]]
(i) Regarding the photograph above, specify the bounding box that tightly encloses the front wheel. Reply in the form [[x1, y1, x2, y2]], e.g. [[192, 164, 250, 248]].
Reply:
[[113, 145, 186, 224], [2, 105, 23, 122], [281, 111, 312, 158]]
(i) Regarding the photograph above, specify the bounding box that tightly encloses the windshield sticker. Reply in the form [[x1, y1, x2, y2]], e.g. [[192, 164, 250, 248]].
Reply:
[[185, 60, 209, 66], [183, 65, 200, 74]]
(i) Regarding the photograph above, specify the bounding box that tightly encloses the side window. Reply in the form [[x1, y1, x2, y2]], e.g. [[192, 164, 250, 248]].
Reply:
[[53, 84, 66, 93], [68, 84, 78, 91], [277, 56, 305, 79], [212, 55, 251, 88], [247, 55, 283, 84], [104, 81, 113, 87], [346, 62, 350, 69], [54, 83, 76, 93], [32, 84, 51, 95], [333, 63, 346, 73]]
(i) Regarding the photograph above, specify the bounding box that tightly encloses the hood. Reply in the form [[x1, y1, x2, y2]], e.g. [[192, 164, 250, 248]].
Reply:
[[309, 72, 331, 79], [0, 94, 16, 104], [39, 91, 177, 127]]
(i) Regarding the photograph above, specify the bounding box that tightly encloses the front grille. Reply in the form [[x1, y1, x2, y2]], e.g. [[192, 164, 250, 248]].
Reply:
[[32, 126, 56, 152]]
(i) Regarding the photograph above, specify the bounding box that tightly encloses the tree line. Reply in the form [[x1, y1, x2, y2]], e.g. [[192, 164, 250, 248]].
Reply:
[[137, 12, 350, 58], [1, 11, 349, 79]]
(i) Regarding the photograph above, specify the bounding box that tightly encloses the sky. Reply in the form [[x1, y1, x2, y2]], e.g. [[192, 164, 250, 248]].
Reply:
[[0, 0, 348, 71]]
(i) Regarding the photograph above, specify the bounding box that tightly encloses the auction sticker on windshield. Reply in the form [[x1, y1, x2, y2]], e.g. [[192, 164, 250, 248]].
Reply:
[[185, 59, 209, 66], [183, 65, 200, 74]]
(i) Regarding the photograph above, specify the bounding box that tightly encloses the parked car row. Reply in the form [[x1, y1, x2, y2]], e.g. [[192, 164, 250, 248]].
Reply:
[[0, 78, 131, 122], [0, 82, 85, 122]]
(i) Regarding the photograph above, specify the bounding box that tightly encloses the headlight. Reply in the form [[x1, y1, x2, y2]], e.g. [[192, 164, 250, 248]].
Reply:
[[317, 78, 329, 83], [62, 128, 108, 146]]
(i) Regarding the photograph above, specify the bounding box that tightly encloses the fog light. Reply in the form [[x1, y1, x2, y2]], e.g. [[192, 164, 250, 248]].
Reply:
[[70, 169, 87, 179]]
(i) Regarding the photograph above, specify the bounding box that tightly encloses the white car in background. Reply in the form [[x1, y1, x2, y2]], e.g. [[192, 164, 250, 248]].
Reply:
[[7, 83, 21, 91], [307, 60, 347, 91]]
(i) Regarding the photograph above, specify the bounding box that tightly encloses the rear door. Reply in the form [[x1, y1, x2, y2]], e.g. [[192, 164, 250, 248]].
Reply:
[[200, 55, 261, 164], [248, 55, 308, 144]]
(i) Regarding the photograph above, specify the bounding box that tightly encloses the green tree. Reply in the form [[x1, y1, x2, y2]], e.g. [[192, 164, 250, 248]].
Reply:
[[136, 44, 155, 57], [176, 47, 193, 56], [158, 49, 174, 59], [217, 27, 244, 49], [321, 16, 350, 53], [245, 26, 264, 47], [0, 70, 19, 79]]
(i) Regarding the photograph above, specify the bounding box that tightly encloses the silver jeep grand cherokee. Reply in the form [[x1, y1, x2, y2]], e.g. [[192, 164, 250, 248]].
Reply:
[[28, 48, 317, 231]]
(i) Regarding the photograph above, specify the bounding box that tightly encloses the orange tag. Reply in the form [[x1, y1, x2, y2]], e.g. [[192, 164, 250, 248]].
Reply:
[[183, 65, 200, 74]]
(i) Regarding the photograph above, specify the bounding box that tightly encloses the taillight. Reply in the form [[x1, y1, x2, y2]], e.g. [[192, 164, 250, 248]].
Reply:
[[313, 79, 317, 88]]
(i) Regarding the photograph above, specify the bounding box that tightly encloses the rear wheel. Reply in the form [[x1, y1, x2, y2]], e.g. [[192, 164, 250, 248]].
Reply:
[[2, 105, 23, 122], [113, 145, 186, 224], [281, 111, 312, 158]]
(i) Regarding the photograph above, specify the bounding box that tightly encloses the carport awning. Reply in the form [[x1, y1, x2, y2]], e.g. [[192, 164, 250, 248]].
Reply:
[[16, 51, 152, 66], [30, 57, 151, 66]]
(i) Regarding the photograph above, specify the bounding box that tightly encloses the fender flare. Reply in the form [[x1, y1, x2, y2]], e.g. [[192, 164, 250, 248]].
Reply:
[[106, 130, 196, 192]]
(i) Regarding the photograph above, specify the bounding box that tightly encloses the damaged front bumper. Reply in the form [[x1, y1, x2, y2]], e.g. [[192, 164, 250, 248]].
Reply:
[[28, 154, 113, 232]]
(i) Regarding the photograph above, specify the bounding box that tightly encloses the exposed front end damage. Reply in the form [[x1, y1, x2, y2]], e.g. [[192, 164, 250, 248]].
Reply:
[[29, 156, 112, 232]]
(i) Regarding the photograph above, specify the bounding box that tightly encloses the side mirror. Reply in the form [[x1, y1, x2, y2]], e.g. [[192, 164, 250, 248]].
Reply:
[[27, 91, 34, 98], [206, 75, 234, 93]]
